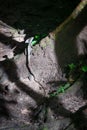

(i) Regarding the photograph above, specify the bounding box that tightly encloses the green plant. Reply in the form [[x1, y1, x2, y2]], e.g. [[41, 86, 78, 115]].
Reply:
[[31, 34, 47, 46], [81, 65, 87, 72], [49, 83, 71, 97], [49, 60, 87, 98], [68, 63, 76, 70]]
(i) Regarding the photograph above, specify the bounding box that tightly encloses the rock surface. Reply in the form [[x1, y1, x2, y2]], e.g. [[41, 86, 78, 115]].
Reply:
[[0, 1, 87, 130]]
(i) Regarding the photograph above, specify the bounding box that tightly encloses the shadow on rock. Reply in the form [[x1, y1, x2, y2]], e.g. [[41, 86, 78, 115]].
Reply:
[[55, 6, 87, 71], [54, 5, 87, 130], [0, 84, 17, 119], [0, 58, 72, 123]]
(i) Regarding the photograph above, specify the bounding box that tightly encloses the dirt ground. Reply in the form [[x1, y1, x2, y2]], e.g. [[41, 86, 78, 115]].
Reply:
[[1, 0, 87, 130]]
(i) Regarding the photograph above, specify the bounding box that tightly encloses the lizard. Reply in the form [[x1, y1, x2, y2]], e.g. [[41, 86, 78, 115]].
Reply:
[[25, 37, 46, 96]]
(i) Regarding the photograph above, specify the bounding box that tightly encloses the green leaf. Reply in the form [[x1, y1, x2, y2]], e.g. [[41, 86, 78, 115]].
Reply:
[[31, 34, 47, 46], [63, 83, 70, 89], [61, 87, 65, 93], [35, 35, 40, 39], [31, 40, 37, 46], [68, 63, 76, 70], [49, 83, 71, 97], [49, 93, 57, 97], [57, 86, 65, 93], [81, 65, 87, 72]]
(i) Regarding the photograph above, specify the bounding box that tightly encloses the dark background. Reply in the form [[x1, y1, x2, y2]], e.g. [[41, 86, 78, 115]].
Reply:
[[0, 0, 80, 36]]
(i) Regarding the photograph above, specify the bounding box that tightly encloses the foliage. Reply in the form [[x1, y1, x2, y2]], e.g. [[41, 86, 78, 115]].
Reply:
[[68, 63, 76, 70], [49, 60, 87, 97], [49, 83, 71, 97], [31, 34, 47, 46], [81, 65, 87, 72]]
